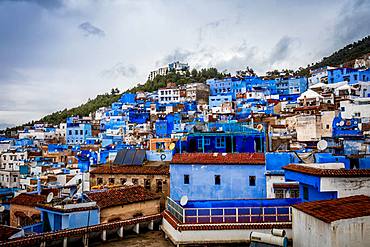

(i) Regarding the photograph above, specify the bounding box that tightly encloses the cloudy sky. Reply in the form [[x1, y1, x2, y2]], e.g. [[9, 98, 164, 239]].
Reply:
[[0, 0, 369, 128]]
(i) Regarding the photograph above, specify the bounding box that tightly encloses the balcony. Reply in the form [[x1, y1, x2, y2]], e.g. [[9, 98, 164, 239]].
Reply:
[[167, 197, 297, 224]]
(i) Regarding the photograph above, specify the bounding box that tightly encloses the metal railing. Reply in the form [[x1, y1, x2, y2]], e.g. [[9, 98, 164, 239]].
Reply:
[[166, 197, 292, 225], [183, 206, 291, 224], [167, 197, 185, 223]]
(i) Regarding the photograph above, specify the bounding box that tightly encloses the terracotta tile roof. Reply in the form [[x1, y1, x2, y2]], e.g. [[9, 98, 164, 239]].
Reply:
[[10, 193, 46, 207], [293, 195, 370, 223], [90, 165, 169, 175], [283, 164, 370, 177], [0, 214, 161, 246], [0, 225, 22, 242], [171, 153, 265, 164], [86, 186, 161, 209], [273, 183, 299, 189], [162, 211, 291, 231]]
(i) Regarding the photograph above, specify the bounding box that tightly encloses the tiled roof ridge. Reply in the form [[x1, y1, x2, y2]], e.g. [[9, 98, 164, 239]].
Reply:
[[171, 152, 265, 164], [90, 164, 169, 175], [293, 195, 370, 223], [283, 164, 370, 177], [9, 193, 46, 206], [86, 185, 161, 209]]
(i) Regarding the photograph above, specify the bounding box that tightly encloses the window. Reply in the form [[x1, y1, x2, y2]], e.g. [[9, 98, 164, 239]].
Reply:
[[108, 178, 115, 184], [275, 189, 284, 199], [80, 130, 83, 135], [215, 137, 225, 148], [184, 175, 190, 184], [326, 124, 330, 129], [144, 179, 151, 190], [75, 130, 78, 135], [204, 138, 210, 145], [132, 178, 138, 185], [97, 177, 103, 185], [303, 186, 309, 200], [156, 179, 163, 193], [120, 178, 127, 185], [69, 130, 72, 135], [290, 189, 299, 198], [214, 175, 221, 185], [249, 176, 256, 186]]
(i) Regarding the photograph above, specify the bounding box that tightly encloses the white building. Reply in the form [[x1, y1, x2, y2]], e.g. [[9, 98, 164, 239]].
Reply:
[[0, 150, 27, 188], [307, 66, 335, 87], [148, 61, 189, 81], [340, 98, 370, 119], [292, 195, 370, 247], [158, 88, 180, 104], [295, 111, 335, 142]]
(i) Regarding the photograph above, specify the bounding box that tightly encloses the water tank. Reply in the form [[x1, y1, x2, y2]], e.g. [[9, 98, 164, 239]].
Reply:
[[250, 231, 288, 247]]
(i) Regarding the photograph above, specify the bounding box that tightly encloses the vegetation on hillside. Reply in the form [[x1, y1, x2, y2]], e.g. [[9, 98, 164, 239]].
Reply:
[[127, 68, 228, 93], [311, 35, 370, 69]]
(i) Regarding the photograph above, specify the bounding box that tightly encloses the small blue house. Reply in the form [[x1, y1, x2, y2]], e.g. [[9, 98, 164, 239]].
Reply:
[[37, 201, 99, 232], [170, 153, 266, 201]]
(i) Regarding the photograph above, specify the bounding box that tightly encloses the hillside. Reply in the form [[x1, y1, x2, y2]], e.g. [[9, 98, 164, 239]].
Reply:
[[311, 35, 370, 69]]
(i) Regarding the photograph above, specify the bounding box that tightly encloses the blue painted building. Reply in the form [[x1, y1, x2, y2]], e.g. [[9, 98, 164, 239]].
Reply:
[[65, 117, 92, 145], [276, 77, 307, 95], [180, 122, 265, 153], [37, 202, 99, 232], [327, 67, 370, 84], [170, 153, 266, 201], [209, 95, 233, 108], [283, 163, 370, 202], [332, 115, 362, 138], [119, 93, 136, 104], [128, 108, 149, 124]]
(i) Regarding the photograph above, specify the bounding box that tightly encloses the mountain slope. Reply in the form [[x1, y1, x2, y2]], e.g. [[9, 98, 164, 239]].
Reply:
[[311, 35, 370, 69]]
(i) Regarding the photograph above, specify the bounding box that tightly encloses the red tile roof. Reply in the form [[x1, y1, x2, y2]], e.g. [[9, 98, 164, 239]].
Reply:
[[10, 194, 46, 207], [283, 164, 370, 177], [273, 183, 299, 189], [293, 195, 370, 223], [162, 210, 291, 231], [90, 165, 169, 175], [171, 153, 265, 164], [0, 214, 161, 246], [86, 186, 161, 209]]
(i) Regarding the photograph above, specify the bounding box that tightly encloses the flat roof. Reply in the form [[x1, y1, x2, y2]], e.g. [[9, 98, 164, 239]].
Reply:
[[293, 195, 370, 223]]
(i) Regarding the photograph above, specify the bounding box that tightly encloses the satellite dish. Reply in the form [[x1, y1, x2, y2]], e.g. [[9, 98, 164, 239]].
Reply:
[[180, 195, 188, 206], [46, 192, 54, 203], [169, 143, 176, 150], [257, 124, 264, 131], [0, 206, 5, 212], [317, 140, 328, 151]]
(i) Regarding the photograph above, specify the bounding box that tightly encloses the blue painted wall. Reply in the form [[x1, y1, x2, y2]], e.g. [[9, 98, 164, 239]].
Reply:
[[314, 153, 350, 169], [66, 123, 92, 145], [285, 170, 337, 202], [170, 164, 266, 201], [265, 152, 300, 171], [359, 157, 370, 169], [41, 208, 99, 232]]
